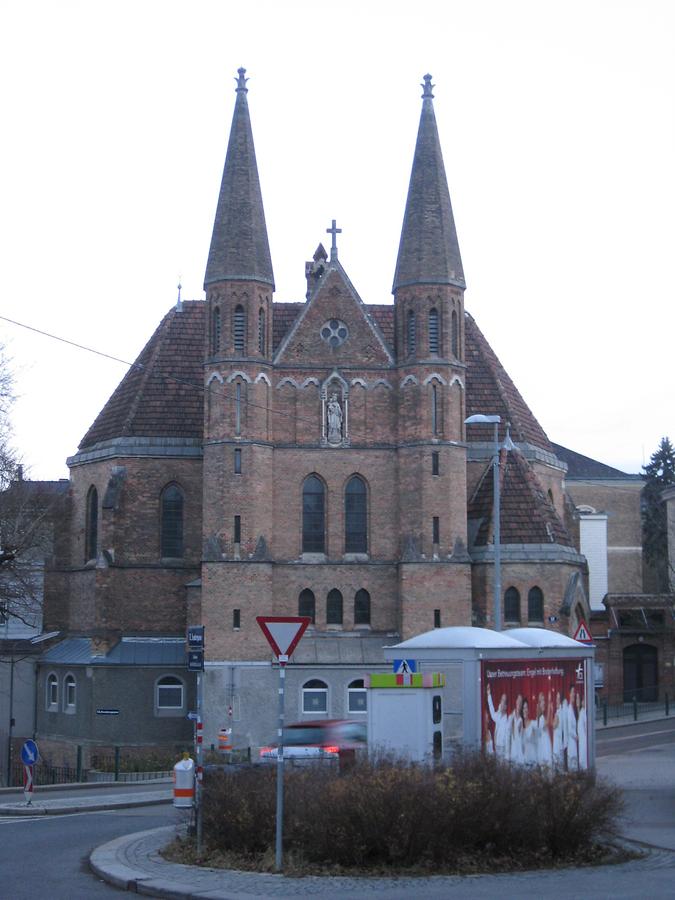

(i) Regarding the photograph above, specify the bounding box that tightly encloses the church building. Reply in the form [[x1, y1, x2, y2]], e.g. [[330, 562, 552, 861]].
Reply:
[[38, 70, 596, 760]]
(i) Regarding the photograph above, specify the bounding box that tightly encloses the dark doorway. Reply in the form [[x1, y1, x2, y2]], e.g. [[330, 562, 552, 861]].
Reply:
[[623, 643, 658, 702]]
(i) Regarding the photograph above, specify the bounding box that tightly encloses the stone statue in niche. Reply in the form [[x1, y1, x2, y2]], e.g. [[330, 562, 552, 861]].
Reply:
[[327, 392, 343, 444]]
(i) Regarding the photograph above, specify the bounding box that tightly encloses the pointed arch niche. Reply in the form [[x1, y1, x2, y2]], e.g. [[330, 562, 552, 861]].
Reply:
[[321, 372, 350, 447]]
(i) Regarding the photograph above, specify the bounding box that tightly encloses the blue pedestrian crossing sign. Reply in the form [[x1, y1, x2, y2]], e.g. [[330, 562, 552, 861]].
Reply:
[[393, 659, 417, 675], [21, 739, 39, 766]]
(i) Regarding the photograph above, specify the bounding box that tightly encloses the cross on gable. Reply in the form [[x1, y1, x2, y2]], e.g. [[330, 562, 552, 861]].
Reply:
[[326, 219, 342, 260]]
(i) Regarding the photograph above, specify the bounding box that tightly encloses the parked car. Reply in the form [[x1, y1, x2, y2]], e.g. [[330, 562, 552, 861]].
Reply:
[[259, 719, 367, 767]]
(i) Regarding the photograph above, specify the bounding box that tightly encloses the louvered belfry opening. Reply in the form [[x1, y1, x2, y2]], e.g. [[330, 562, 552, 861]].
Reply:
[[233, 305, 246, 354]]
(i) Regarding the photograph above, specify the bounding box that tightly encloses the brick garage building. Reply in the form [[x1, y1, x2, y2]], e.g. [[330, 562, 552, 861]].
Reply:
[[40, 70, 604, 758]]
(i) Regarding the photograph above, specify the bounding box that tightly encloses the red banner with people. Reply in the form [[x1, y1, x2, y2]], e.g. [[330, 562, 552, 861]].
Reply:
[[481, 658, 588, 770]]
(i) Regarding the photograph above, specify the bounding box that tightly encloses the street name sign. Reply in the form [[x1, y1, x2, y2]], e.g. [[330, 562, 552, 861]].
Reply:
[[187, 626, 205, 649], [256, 616, 311, 662]]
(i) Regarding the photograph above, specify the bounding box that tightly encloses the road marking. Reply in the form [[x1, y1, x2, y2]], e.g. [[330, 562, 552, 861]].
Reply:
[[597, 728, 675, 745]]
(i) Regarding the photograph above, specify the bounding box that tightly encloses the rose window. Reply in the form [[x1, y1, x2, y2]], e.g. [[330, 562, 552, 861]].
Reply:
[[320, 319, 349, 347]]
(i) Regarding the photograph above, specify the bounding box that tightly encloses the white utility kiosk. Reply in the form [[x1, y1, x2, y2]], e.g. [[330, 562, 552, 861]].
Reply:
[[367, 626, 595, 768]]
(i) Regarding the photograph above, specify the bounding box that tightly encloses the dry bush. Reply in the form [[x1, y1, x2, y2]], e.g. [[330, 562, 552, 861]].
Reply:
[[201, 754, 622, 871]]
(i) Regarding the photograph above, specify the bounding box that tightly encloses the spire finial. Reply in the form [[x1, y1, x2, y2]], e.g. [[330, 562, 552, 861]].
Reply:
[[236, 67, 248, 93], [176, 278, 183, 311], [421, 73, 434, 99]]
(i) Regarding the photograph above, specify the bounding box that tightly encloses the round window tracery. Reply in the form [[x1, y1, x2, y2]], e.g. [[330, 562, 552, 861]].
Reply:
[[320, 319, 349, 347]]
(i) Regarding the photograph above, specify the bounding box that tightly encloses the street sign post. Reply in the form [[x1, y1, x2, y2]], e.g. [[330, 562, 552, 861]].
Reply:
[[256, 616, 311, 872], [187, 625, 206, 854], [20, 740, 38, 806]]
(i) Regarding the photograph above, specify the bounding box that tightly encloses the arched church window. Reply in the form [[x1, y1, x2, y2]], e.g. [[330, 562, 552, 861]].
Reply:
[[160, 483, 184, 558], [302, 475, 325, 553], [354, 589, 371, 626], [429, 308, 439, 355], [345, 476, 367, 553], [212, 307, 221, 354], [406, 309, 416, 358], [85, 486, 98, 563], [326, 589, 343, 625], [298, 588, 316, 623], [528, 586, 544, 622], [504, 587, 521, 623], [451, 309, 459, 358], [233, 305, 246, 354], [258, 307, 265, 354]]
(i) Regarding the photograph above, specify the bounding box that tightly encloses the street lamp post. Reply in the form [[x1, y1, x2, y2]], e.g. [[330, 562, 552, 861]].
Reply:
[[465, 414, 502, 632]]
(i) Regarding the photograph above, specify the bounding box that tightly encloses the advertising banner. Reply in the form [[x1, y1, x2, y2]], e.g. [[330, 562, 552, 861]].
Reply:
[[481, 658, 588, 770]]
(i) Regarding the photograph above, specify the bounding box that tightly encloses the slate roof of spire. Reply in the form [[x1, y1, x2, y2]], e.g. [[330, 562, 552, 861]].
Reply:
[[393, 75, 465, 292], [468, 447, 574, 547], [465, 313, 553, 451], [204, 68, 274, 290]]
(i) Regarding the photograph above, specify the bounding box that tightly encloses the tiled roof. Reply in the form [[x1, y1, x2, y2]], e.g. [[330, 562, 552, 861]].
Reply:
[[79, 302, 205, 450], [272, 302, 303, 352], [552, 443, 641, 480], [465, 314, 552, 451], [80, 302, 552, 462], [468, 447, 574, 547], [368, 305, 395, 351]]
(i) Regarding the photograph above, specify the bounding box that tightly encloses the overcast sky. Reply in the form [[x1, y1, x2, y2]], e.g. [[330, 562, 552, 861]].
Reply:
[[1, 0, 673, 479]]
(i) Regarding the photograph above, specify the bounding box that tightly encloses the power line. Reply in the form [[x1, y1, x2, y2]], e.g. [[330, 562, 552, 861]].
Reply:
[[0, 312, 402, 443]]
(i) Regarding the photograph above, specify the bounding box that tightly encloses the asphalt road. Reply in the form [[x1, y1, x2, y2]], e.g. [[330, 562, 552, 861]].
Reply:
[[596, 716, 675, 757], [1, 723, 673, 899], [0, 803, 178, 899]]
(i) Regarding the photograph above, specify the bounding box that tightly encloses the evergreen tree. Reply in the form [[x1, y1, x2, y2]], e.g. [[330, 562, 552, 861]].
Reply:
[[642, 437, 675, 591]]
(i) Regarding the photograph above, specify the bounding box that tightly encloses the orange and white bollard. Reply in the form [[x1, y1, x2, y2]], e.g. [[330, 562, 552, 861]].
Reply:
[[172, 753, 195, 808]]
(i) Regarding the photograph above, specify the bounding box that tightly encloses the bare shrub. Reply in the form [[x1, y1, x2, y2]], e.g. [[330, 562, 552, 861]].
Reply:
[[201, 754, 622, 871]]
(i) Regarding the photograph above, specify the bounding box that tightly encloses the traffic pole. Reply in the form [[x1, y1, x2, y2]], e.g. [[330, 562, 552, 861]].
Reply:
[[23, 764, 33, 806], [196, 671, 203, 855], [275, 654, 288, 872]]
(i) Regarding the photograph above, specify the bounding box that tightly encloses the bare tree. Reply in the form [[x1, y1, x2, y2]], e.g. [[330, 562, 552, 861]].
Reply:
[[0, 343, 64, 630]]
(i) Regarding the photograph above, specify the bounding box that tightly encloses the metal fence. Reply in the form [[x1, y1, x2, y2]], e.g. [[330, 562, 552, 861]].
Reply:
[[596, 689, 671, 725]]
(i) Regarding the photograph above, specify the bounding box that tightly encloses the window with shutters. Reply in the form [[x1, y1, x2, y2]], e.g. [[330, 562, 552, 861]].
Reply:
[[407, 309, 416, 358], [302, 475, 325, 553], [212, 306, 221, 354], [233, 305, 246, 354], [160, 484, 184, 558], [451, 309, 459, 358], [345, 476, 367, 553], [85, 486, 98, 562], [258, 307, 265, 354], [429, 307, 439, 354]]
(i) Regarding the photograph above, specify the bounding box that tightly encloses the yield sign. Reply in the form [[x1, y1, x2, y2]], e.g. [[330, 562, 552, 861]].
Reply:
[[256, 616, 311, 662], [573, 619, 593, 645]]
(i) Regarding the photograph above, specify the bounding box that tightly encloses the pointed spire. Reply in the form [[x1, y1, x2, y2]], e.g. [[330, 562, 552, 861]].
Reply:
[[392, 74, 465, 292], [204, 68, 274, 290]]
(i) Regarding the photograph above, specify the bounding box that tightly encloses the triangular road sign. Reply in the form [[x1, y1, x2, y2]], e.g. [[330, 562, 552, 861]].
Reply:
[[573, 619, 593, 644], [256, 616, 311, 661]]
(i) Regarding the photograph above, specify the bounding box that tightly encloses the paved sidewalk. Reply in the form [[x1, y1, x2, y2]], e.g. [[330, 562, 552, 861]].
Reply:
[[90, 825, 675, 899], [0, 787, 171, 816]]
